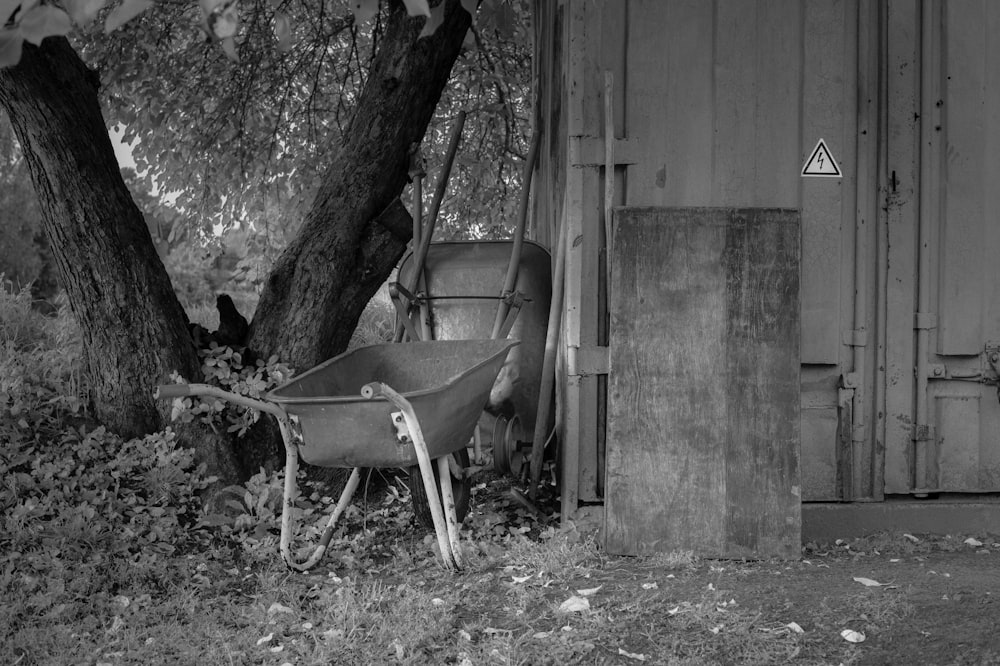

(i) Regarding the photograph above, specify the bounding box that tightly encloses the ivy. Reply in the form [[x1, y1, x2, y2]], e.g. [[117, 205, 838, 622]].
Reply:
[[168, 341, 293, 436]]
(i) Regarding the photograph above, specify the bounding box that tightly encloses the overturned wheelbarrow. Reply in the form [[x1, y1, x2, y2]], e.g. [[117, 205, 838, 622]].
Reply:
[[156, 338, 518, 572]]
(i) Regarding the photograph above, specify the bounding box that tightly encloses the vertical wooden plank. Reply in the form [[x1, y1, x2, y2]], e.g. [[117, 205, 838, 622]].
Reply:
[[937, 0, 986, 355], [724, 209, 801, 557], [559, 0, 589, 515], [606, 207, 800, 559], [626, 0, 715, 206], [606, 209, 729, 556]]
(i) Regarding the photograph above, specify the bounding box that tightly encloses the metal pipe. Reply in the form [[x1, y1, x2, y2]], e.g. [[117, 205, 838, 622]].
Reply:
[[848, 0, 880, 500], [394, 111, 467, 342], [874, 0, 890, 499], [913, 0, 937, 494], [529, 210, 567, 500], [490, 118, 541, 339]]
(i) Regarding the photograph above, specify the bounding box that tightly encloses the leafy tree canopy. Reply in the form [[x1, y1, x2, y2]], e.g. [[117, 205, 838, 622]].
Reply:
[[2, 0, 530, 258]]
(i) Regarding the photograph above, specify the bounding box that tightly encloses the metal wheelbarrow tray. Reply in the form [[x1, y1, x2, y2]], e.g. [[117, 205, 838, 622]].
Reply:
[[267, 339, 515, 469]]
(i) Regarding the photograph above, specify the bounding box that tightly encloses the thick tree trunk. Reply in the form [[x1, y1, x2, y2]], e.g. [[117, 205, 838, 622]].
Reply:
[[0, 38, 243, 483], [248, 0, 473, 369]]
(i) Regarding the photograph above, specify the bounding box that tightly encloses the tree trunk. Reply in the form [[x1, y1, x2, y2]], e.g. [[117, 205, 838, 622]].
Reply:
[[248, 0, 473, 369], [0, 38, 243, 483]]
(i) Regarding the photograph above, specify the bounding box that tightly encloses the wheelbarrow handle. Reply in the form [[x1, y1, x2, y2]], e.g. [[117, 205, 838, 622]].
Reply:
[[155, 384, 194, 399], [154, 383, 288, 422]]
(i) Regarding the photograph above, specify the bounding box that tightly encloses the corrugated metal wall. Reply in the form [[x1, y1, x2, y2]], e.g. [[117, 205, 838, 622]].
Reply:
[[543, 0, 877, 506]]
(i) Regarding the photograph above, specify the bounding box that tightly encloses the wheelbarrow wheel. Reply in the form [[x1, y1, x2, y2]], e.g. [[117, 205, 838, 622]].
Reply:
[[410, 448, 471, 529]]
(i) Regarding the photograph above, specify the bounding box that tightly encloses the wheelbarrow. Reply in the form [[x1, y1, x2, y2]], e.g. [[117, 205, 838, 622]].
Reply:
[[155, 338, 518, 572], [393, 240, 553, 479]]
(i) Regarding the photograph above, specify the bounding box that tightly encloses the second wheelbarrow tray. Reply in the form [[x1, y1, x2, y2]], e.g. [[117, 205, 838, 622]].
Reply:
[[157, 338, 518, 572]]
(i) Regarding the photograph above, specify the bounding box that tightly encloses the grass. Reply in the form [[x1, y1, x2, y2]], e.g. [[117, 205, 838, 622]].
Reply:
[[0, 288, 972, 666]]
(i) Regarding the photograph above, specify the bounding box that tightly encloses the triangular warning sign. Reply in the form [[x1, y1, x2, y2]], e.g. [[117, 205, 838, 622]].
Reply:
[[801, 139, 841, 177]]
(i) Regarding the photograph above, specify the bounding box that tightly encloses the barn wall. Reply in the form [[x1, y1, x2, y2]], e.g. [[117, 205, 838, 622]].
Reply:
[[540, 0, 877, 508]]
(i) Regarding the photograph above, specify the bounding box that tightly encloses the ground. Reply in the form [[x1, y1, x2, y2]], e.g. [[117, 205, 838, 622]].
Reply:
[[7, 470, 1000, 665]]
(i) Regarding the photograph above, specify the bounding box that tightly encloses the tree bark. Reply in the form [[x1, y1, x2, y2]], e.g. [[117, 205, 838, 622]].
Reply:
[[0, 38, 243, 483], [248, 0, 473, 369]]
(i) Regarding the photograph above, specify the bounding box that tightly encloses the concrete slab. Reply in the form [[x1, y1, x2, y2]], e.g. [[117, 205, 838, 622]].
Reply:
[[803, 500, 1000, 542]]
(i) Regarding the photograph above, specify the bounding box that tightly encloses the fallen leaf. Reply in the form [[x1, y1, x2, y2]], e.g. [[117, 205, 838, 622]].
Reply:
[[532, 631, 552, 639], [618, 647, 647, 661], [710, 625, 723, 634], [965, 537, 983, 547], [458, 629, 472, 641], [268, 602, 293, 615], [642, 582, 658, 590], [557, 596, 590, 613], [786, 622, 804, 634], [511, 575, 532, 584], [841, 629, 866, 643], [256, 633, 273, 646], [903, 533, 920, 543], [431, 598, 445, 606], [668, 606, 681, 615], [576, 586, 602, 596], [853, 577, 886, 587]]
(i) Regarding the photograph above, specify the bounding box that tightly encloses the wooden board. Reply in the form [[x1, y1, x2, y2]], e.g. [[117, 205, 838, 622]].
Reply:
[[605, 207, 801, 559]]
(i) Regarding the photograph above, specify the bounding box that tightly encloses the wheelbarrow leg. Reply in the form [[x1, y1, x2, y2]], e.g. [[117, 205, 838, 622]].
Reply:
[[276, 413, 361, 572], [436, 455, 464, 569], [362, 382, 459, 571]]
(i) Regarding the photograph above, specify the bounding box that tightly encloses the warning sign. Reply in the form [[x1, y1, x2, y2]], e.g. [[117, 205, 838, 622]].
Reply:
[[801, 139, 841, 178]]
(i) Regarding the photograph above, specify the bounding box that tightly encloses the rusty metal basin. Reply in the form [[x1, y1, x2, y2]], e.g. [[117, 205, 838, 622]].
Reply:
[[266, 339, 518, 468], [397, 240, 552, 433]]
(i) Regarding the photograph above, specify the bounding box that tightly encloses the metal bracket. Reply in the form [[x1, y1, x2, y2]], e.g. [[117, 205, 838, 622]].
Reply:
[[568, 345, 610, 377], [390, 411, 411, 444], [840, 372, 860, 389], [913, 312, 938, 330], [842, 329, 868, 347]]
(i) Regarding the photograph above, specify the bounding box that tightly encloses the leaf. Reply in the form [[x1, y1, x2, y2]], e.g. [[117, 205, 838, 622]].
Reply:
[[401, 0, 430, 17], [556, 595, 590, 614], [104, 0, 153, 33], [348, 0, 376, 25], [220, 36, 238, 62], [575, 586, 601, 597], [0, 29, 22, 68], [964, 537, 983, 547], [785, 621, 804, 634], [840, 629, 866, 643], [18, 5, 71, 45], [267, 602, 293, 615], [618, 648, 647, 661], [852, 576, 886, 587], [64, 0, 106, 25], [273, 11, 291, 50]]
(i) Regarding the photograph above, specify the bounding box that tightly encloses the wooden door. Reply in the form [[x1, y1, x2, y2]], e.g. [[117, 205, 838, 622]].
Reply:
[[884, 1, 1000, 494]]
